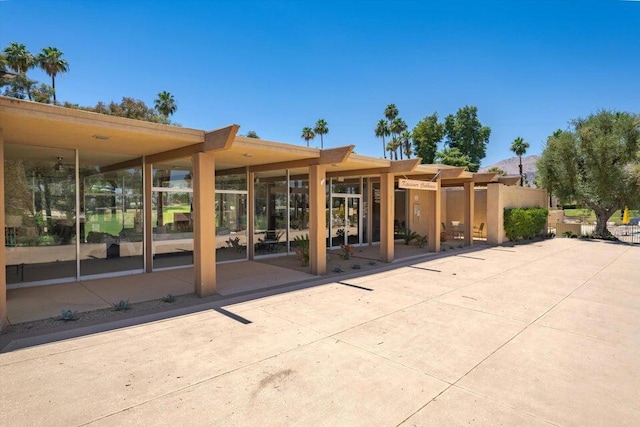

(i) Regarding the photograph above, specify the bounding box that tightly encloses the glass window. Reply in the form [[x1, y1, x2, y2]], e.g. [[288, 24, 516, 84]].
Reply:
[[331, 178, 361, 194], [153, 160, 192, 189], [4, 144, 76, 284], [254, 172, 287, 255], [216, 172, 247, 191]]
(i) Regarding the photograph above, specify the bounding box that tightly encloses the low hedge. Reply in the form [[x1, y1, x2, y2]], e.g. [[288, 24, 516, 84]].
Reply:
[[504, 208, 548, 241]]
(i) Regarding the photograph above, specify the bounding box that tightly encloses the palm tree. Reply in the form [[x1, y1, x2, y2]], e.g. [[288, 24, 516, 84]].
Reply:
[[3, 42, 34, 75], [154, 91, 177, 119], [36, 47, 69, 104], [400, 130, 412, 159], [510, 136, 530, 186], [375, 119, 390, 159], [314, 119, 329, 149], [3, 42, 35, 100], [390, 117, 407, 159], [384, 104, 398, 123], [301, 127, 315, 147]]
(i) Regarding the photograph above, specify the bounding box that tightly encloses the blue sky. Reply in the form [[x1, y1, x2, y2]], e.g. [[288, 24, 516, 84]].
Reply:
[[1, 0, 638, 166]]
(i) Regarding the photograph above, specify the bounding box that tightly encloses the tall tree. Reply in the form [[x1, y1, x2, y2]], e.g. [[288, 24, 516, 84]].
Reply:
[[412, 113, 444, 164], [510, 136, 530, 186], [301, 127, 315, 147], [36, 47, 69, 104], [3, 42, 35, 100], [375, 119, 390, 159], [314, 119, 329, 149], [435, 147, 476, 170], [538, 110, 640, 237], [400, 130, 412, 159], [154, 91, 177, 119], [390, 117, 407, 159], [384, 103, 398, 123], [444, 105, 491, 172]]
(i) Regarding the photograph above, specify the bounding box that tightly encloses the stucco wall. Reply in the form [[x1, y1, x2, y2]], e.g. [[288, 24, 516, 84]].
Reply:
[[407, 189, 430, 237], [443, 188, 487, 230], [486, 184, 548, 244]]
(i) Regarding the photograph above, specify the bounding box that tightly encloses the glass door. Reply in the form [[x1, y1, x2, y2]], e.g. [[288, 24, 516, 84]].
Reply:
[[330, 195, 361, 247], [215, 191, 248, 262]]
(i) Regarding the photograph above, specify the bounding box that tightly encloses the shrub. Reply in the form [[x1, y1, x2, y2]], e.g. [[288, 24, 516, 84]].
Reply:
[[332, 265, 344, 273], [293, 234, 310, 266], [162, 294, 177, 303], [340, 243, 353, 260], [367, 259, 376, 266], [401, 228, 419, 245], [415, 234, 428, 248], [57, 309, 78, 322], [112, 300, 131, 311], [504, 208, 548, 241], [351, 262, 361, 270]]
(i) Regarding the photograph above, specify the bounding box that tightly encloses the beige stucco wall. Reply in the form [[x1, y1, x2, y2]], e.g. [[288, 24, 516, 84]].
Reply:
[[443, 188, 487, 230], [486, 184, 548, 244], [548, 209, 564, 226], [408, 189, 430, 237]]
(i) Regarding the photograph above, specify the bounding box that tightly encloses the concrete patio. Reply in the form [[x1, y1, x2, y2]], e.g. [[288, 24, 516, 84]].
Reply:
[[1, 238, 638, 425]]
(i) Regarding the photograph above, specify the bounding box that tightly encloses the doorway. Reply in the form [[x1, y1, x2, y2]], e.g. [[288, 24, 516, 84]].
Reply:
[[330, 195, 361, 247]]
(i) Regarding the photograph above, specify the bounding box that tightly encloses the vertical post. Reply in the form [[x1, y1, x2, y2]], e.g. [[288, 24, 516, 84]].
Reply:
[[193, 152, 216, 296], [428, 179, 441, 252], [309, 164, 326, 275], [380, 172, 394, 262], [143, 160, 153, 272], [0, 129, 7, 331], [247, 170, 255, 260], [367, 178, 373, 245], [464, 181, 474, 246], [486, 183, 503, 244]]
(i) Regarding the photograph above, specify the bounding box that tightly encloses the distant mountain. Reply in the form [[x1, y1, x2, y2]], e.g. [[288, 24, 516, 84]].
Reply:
[[480, 155, 540, 186]]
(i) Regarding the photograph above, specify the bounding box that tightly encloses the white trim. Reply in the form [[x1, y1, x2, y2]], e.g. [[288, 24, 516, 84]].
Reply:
[[7, 276, 77, 289], [80, 269, 145, 281]]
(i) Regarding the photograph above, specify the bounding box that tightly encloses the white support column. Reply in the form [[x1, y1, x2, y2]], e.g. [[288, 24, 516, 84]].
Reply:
[[0, 129, 7, 331], [464, 181, 474, 246], [309, 165, 327, 275], [380, 172, 394, 262], [193, 152, 217, 296]]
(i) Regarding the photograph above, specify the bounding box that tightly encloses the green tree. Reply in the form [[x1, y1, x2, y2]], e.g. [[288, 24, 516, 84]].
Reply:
[[375, 119, 390, 159], [510, 137, 530, 186], [390, 117, 407, 159], [412, 113, 444, 164], [400, 130, 412, 159], [36, 47, 69, 104], [245, 130, 260, 138], [487, 166, 507, 176], [3, 42, 35, 100], [384, 104, 400, 159], [31, 83, 54, 103], [301, 127, 315, 147], [444, 106, 491, 172], [538, 110, 640, 236], [154, 91, 177, 119], [435, 147, 476, 170], [314, 119, 329, 149]]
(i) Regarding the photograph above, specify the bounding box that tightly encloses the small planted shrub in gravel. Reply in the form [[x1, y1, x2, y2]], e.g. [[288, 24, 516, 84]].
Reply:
[[57, 309, 78, 322], [161, 294, 177, 303], [332, 265, 344, 273], [367, 259, 376, 266], [351, 262, 361, 270], [112, 300, 131, 311]]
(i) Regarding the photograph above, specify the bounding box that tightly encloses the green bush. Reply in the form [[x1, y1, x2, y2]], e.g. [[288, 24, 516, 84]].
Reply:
[[504, 208, 548, 241]]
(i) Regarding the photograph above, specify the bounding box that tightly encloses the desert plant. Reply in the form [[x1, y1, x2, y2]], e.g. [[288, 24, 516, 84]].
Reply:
[[57, 309, 78, 321], [293, 234, 310, 266], [351, 262, 361, 270], [340, 243, 353, 260], [368, 259, 376, 266], [112, 300, 131, 311], [415, 234, 428, 248], [332, 265, 344, 273], [401, 228, 419, 245], [162, 294, 177, 303]]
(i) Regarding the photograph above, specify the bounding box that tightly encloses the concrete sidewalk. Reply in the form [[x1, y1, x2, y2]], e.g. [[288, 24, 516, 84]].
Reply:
[[1, 239, 638, 425]]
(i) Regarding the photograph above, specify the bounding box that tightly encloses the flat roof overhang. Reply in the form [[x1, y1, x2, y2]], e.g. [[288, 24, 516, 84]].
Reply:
[[0, 96, 517, 186]]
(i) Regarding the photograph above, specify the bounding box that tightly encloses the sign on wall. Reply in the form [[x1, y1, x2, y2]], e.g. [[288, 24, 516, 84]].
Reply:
[[398, 179, 437, 191]]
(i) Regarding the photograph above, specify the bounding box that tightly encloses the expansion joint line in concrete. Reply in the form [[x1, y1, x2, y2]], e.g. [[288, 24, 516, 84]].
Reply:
[[395, 243, 631, 427]]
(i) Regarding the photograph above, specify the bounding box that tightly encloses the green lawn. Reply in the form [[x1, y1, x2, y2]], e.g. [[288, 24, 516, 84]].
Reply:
[[563, 208, 639, 224]]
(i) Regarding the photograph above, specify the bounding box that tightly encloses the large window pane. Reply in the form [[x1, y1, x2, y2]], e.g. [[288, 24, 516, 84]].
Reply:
[[289, 178, 309, 250], [254, 173, 287, 255], [4, 145, 76, 285], [216, 192, 247, 261], [80, 163, 143, 276]]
